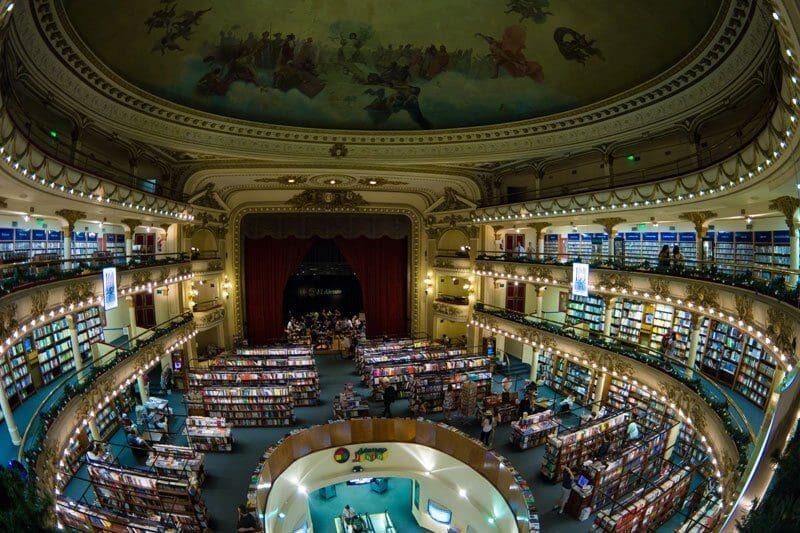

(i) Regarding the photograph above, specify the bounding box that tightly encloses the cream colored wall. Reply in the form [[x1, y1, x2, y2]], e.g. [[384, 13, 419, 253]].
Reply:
[[433, 319, 466, 342]]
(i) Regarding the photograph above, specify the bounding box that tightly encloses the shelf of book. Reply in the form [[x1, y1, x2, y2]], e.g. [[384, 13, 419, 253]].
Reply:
[[0, 350, 17, 418], [196, 386, 294, 427], [671, 309, 693, 363], [699, 321, 744, 385], [510, 410, 559, 450], [33, 317, 71, 384], [588, 428, 670, 509], [7, 338, 32, 400], [536, 350, 553, 384], [610, 300, 644, 345], [56, 498, 169, 532], [648, 304, 675, 354], [88, 462, 209, 532], [191, 365, 320, 406], [540, 412, 629, 481], [550, 357, 595, 404], [592, 466, 692, 532], [360, 346, 465, 386], [733, 337, 775, 408], [606, 378, 673, 432], [371, 353, 488, 400], [147, 444, 205, 485], [75, 305, 104, 361], [673, 422, 705, 464], [409, 369, 492, 413], [186, 416, 233, 452], [566, 295, 605, 335]]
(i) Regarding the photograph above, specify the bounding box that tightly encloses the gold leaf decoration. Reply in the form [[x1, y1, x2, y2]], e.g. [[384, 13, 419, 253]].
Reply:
[[55, 209, 87, 232], [648, 278, 672, 299], [598, 272, 631, 292], [766, 307, 794, 353], [0, 303, 18, 340], [527, 266, 552, 280], [734, 295, 754, 323], [64, 281, 95, 305], [288, 189, 366, 209], [684, 282, 719, 308], [132, 270, 152, 286], [30, 290, 50, 316]]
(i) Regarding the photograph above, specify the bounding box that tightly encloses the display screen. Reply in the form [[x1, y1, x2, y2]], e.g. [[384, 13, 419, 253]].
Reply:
[[577, 475, 590, 487], [173, 361, 182, 371], [427, 500, 452, 524]]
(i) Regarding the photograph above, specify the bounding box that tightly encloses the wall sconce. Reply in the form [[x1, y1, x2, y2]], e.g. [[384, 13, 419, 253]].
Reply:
[[222, 276, 232, 299], [424, 273, 433, 294]]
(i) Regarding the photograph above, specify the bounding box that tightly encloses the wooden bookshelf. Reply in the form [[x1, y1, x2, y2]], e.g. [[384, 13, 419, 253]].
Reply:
[[185, 416, 233, 452], [197, 386, 294, 427], [56, 498, 169, 532], [510, 410, 559, 450], [191, 364, 320, 406], [566, 295, 605, 335], [88, 462, 209, 532]]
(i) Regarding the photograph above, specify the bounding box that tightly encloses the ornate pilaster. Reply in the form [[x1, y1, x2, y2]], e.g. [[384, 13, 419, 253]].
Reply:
[[678, 211, 717, 238], [55, 209, 87, 232], [120, 218, 142, 233], [768, 196, 800, 230], [766, 307, 795, 354], [592, 217, 626, 236]]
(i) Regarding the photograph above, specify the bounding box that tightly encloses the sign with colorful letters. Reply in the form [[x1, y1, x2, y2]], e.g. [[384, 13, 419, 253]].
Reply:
[[333, 446, 389, 463]]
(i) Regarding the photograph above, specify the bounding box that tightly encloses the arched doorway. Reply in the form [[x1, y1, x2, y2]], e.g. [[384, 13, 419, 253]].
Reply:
[[283, 239, 364, 320]]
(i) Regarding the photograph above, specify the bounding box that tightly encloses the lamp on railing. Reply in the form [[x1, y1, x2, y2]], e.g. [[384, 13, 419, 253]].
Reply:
[[424, 273, 433, 295]]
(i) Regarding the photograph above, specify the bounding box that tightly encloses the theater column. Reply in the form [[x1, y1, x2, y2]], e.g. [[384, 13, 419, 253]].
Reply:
[[526, 222, 551, 260], [137, 373, 149, 404], [593, 367, 608, 413], [534, 285, 545, 319], [87, 417, 101, 441], [530, 346, 541, 383], [602, 295, 617, 338], [686, 313, 704, 379], [127, 296, 137, 339], [678, 211, 717, 268], [593, 218, 626, 261], [767, 197, 800, 286], [55, 209, 86, 270], [0, 382, 21, 444]]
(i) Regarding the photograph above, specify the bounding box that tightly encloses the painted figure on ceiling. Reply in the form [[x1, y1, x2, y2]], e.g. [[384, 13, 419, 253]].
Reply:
[[476, 25, 544, 82]]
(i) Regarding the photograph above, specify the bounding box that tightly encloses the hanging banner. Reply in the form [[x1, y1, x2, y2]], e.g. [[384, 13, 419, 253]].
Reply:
[[102, 267, 118, 310], [572, 262, 589, 297]]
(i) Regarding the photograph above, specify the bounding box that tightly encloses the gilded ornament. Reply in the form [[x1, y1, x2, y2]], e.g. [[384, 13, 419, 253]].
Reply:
[[684, 282, 719, 308], [0, 196, 7, 208], [30, 290, 50, 316], [207, 260, 223, 272], [64, 280, 95, 305], [766, 307, 794, 353], [254, 175, 308, 185], [55, 209, 87, 233], [527, 266, 552, 281], [648, 278, 671, 299], [598, 272, 632, 291], [0, 303, 18, 339], [356, 177, 407, 187], [768, 196, 800, 230], [121, 218, 142, 233], [132, 270, 152, 286], [733, 295, 754, 323], [288, 189, 367, 209], [591, 217, 626, 235], [434, 258, 455, 269], [678, 211, 717, 237]]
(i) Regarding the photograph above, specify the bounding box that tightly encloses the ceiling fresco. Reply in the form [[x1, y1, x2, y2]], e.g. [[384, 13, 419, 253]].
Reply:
[[61, 0, 723, 131]]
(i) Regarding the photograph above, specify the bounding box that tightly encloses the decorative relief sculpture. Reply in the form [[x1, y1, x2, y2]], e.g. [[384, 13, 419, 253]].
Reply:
[[0, 303, 18, 339], [734, 294, 754, 324], [64, 281, 95, 305], [648, 278, 672, 299], [527, 265, 552, 280], [132, 270, 152, 286], [288, 189, 367, 209], [684, 282, 719, 308], [597, 272, 632, 292], [766, 307, 795, 354]]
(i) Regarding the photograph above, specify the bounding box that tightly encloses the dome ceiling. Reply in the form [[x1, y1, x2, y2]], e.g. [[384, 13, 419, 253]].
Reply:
[[60, 0, 722, 131]]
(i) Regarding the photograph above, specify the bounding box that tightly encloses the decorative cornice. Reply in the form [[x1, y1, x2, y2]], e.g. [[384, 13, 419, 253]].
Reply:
[[766, 307, 794, 354], [287, 189, 367, 210], [0, 303, 18, 339], [734, 294, 754, 324], [55, 209, 87, 233], [120, 218, 141, 233]]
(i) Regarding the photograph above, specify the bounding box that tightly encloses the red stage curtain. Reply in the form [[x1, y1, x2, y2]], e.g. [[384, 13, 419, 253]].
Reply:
[[244, 236, 315, 343], [335, 236, 407, 337]]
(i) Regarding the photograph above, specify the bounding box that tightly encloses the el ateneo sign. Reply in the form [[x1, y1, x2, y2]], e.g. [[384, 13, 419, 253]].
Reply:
[[333, 446, 389, 464]]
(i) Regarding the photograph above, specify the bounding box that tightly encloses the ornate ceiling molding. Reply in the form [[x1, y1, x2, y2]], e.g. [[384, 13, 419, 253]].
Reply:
[[8, 0, 768, 163], [287, 189, 367, 210]]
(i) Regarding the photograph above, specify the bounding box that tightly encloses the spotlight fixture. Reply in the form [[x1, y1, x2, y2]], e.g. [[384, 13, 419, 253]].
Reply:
[[368, 179, 377, 185], [23, 206, 33, 222], [329, 179, 337, 185], [650, 217, 658, 227], [741, 209, 752, 224], [287, 178, 296, 184]]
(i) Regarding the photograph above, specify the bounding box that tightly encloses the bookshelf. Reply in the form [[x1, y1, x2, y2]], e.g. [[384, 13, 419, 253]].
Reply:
[[540, 412, 629, 481], [332, 383, 370, 420], [700, 321, 744, 385], [192, 362, 320, 406], [714, 232, 735, 270], [370, 352, 486, 400], [196, 386, 294, 427], [88, 462, 209, 532], [186, 416, 233, 452], [544, 233, 559, 258], [610, 299, 645, 344], [75, 305, 104, 362], [671, 309, 693, 363], [147, 444, 205, 484], [566, 295, 605, 335], [459, 379, 481, 417], [734, 337, 776, 408], [606, 378, 672, 432], [677, 232, 697, 261], [641, 232, 661, 263], [648, 304, 675, 354], [734, 231, 754, 265], [8, 338, 33, 400], [592, 466, 692, 532], [32, 317, 72, 384], [510, 410, 559, 449], [409, 369, 492, 414], [56, 498, 170, 532], [536, 350, 553, 384], [587, 428, 670, 509]]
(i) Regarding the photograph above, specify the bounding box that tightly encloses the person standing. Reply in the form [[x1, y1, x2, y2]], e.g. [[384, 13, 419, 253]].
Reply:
[[236, 503, 261, 532], [479, 411, 494, 446], [626, 416, 641, 443], [526, 241, 535, 260], [342, 504, 357, 525], [657, 245, 671, 268], [381, 378, 397, 418], [442, 388, 455, 421], [555, 466, 575, 514], [672, 245, 685, 270]]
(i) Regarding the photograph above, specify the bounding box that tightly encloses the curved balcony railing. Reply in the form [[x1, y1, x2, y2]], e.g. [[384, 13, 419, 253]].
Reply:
[[0, 252, 189, 298], [494, 94, 776, 205], [253, 418, 538, 533], [475, 250, 800, 309], [472, 303, 754, 455], [18, 312, 194, 468]]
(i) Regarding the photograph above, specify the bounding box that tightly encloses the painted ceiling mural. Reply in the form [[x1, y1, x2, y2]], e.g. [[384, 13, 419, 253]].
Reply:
[[61, 0, 723, 131]]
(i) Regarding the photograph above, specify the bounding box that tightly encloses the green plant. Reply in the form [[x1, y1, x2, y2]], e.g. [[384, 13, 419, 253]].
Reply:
[[0, 468, 54, 532]]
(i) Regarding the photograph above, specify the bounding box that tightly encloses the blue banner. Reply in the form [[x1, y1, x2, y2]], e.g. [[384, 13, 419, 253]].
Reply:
[[580, 233, 593, 241], [48, 230, 62, 241], [14, 229, 30, 241], [0, 228, 13, 241], [642, 232, 659, 242], [87, 232, 98, 242], [567, 233, 580, 241], [31, 229, 46, 241], [624, 232, 642, 241], [545, 234, 558, 242], [73, 232, 86, 242], [735, 231, 753, 243], [754, 231, 772, 243], [593, 233, 609, 241], [678, 232, 696, 242], [716, 232, 733, 243], [106, 234, 116, 243], [659, 232, 677, 242], [774, 230, 791, 244]]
